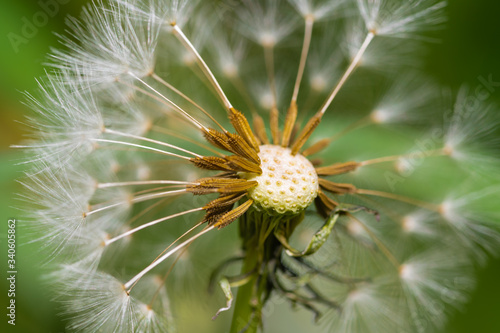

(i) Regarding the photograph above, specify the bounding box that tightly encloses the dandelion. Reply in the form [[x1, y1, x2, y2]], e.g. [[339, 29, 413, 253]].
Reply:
[[19, 0, 499, 332]]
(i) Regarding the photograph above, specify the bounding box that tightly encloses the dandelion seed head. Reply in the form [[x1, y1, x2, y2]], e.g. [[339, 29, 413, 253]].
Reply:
[[243, 145, 318, 215], [18, 0, 500, 332]]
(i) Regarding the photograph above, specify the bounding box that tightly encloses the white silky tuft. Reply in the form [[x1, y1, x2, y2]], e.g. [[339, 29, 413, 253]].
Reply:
[[237, 0, 299, 48], [444, 86, 500, 175], [370, 73, 441, 124], [54, 266, 136, 333], [115, 0, 200, 28], [356, 0, 447, 39], [50, 0, 160, 86], [210, 33, 248, 79], [399, 247, 475, 333], [440, 185, 500, 263], [18, 165, 130, 263], [288, 0, 347, 21], [331, 279, 406, 333], [20, 73, 104, 169]]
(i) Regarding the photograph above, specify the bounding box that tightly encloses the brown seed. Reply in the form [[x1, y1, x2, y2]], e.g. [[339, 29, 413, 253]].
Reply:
[[291, 112, 322, 155], [229, 108, 260, 152], [281, 101, 298, 147], [319, 178, 357, 194], [315, 161, 360, 176], [212, 199, 254, 228]]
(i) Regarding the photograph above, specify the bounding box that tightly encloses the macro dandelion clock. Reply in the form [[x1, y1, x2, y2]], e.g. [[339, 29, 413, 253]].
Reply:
[[18, 0, 500, 332]]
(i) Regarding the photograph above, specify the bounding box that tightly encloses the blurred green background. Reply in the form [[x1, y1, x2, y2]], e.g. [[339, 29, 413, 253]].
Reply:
[[0, 0, 499, 332]]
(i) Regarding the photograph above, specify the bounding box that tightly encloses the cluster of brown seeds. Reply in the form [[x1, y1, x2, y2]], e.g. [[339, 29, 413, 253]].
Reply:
[[185, 105, 365, 228]]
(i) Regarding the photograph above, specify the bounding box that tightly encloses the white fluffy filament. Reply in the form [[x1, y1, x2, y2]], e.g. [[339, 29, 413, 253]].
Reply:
[[172, 24, 233, 111], [124, 225, 215, 291], [104, 207, 204, 246], [97, 180, 197, 189], [86, 189, 187, 217], [319, 31, 375, 115], [104, 128, 203, 158], [291, 16, 315, 103], [91, 139, 192, 160], [128, 73, 206, 130]]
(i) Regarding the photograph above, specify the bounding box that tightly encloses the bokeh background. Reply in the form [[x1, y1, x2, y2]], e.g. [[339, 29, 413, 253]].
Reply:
[[1, 0, 499, 332]]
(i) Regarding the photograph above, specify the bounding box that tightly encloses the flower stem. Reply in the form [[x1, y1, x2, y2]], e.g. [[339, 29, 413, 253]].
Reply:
[[230, 209, 279, 333], [230, 208, 304, 332], [230, 250, 261, 333]]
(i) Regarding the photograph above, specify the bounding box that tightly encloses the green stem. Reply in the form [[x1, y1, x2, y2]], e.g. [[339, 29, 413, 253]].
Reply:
[[230, 251, 261, 333], [230, 208, 274, 333], [230, 208, 302, 332]]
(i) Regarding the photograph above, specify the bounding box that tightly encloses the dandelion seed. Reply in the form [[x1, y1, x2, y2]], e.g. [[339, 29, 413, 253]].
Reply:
[[443, 86, 500, 175]]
